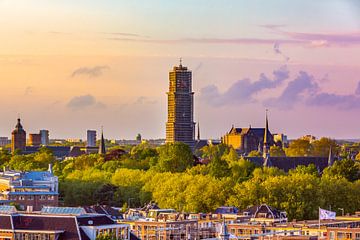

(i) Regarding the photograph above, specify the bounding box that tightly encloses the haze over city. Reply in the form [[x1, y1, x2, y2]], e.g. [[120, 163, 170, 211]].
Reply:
[[1, 0, 360, 140]]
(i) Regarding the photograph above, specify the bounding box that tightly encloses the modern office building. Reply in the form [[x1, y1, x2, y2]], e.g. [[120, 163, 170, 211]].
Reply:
[[87, 130, 97, 147], [0, 137, 11, 147], [166, 60, 195, 148], [40, 129, 49, 146], [0, 165, 58, 211], [11, 118, 26, 153]]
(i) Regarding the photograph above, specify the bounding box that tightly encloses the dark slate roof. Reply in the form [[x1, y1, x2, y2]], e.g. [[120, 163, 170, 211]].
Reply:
[[254, 204, 285, 219], [193, 140, 208, 151], [270, 157, 328, 172], [12, 215, 80, 240], [24, 146, 71, 158], [231, 128, 270, 137], [68, 146, 86, 158], [214, 206, 239, 214], [245, 156, 329, 172], [0, 215, 12, 230], [130, 232, 141, 240], [241, 204, 286, 219], [77, 215, 115, 226], [84, 205, 123, 220]]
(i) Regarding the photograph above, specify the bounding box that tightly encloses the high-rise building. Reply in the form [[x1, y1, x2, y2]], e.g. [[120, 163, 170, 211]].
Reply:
[[11, 118, 26, 153], [87, 130, 97, 147], [40, 130, 49, 146], [0, 137, 11, 147], [166, 60, 195, 148]]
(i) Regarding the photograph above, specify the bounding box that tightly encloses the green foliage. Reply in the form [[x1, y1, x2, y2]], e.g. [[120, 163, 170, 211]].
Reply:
[[289, 164, 319, 177], [11, 140, 360, 221], [156, 142, 193, 172], [285, 139, 313, 157], [229, 158, 255, 183], [323, 159, 360, 182], [269, 146, 286, 157], [247, 150, 262, 157], [311, 138, 339, 157], [95, 233, 117, 240], [7, 147, 55, 171]]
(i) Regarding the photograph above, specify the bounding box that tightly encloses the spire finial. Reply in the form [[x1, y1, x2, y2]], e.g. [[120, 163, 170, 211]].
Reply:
[[179, 57, 182, 66]]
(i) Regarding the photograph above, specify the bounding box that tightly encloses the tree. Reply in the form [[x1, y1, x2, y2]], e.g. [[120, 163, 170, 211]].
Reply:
[[289, 164, 319, 177], [248, 150, 261, 157], [156, 142, 193, 172], [323, 159, 360, 182], [285, 139, 313, 157], [208, 153, 230, 179], [229, 158, 255, 183], [311, 138, 339, 157], [269, 146, 286, 157]]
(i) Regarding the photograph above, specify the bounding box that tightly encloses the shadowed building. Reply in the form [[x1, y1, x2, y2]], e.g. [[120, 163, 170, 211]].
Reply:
[[166, 60, 195, 148], [40, 129, 50, 146], [98, 129, 106, 154], [29, 133, 41, 146], [11, 118, 26, 153]]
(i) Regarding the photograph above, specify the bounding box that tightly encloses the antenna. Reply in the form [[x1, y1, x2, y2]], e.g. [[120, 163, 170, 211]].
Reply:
[[179, 57, 182, 66]]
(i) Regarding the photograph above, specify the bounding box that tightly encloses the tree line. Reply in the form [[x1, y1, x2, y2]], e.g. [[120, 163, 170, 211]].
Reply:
[[0, 139, 360, 221]]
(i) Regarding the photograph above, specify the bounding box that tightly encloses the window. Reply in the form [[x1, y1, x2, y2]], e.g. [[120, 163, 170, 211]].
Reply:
[[19, 195, 25, 200], [28, 195, 34, 200]]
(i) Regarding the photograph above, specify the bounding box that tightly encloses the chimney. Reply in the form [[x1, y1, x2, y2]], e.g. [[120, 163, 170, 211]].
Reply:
[[48, 163, 53, 175]]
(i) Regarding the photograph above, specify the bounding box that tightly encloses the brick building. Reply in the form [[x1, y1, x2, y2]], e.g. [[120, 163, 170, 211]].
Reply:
[[0, 165, 58, 211]]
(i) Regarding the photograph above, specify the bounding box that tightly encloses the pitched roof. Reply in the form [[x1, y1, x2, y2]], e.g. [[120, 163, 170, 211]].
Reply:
[[12, 215, 80, 240], [77, 215, 115, 226], [245, 156, 329, 172]]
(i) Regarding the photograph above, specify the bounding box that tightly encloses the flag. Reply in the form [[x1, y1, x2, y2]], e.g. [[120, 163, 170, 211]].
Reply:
[[319, 208, 336, 220]]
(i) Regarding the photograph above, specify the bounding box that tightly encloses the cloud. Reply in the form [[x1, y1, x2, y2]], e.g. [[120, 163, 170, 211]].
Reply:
[[266, 71, 319, 109], [356, 82, 360, 95], [108, 37, 302, 45], [200, 65, 289, 106], [67, 95, 106, 110], [134, 96, 157, 105], [71, 65, 109, 78], [262, 25, 360, 47], [102, 32, 148, 38], [273, 42, 290, 62], [266, 71, 360, 110]]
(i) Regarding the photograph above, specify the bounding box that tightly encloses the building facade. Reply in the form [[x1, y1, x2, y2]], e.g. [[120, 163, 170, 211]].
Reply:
[[87, 130, 97, 147], [11, 118, 26, 153], [0, 137, 11, 147], [0, 166, 59, 211], [0, 206, 131, 240], [28, 133, 41, 146], [166, 61, 195, 148], [40, 129, 50, 146]]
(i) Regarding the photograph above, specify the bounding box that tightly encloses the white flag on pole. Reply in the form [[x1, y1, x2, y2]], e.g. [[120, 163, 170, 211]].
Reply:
[[319, 208, 336, 220]]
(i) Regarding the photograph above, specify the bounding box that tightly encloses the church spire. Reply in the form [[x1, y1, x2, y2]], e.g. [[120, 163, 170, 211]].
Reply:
[[263, 109, 270, 160], [98, 127, 106, 155]]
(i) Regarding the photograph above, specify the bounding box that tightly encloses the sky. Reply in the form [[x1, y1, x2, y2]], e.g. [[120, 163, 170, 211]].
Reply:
[[1, 0, 360, 140]]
